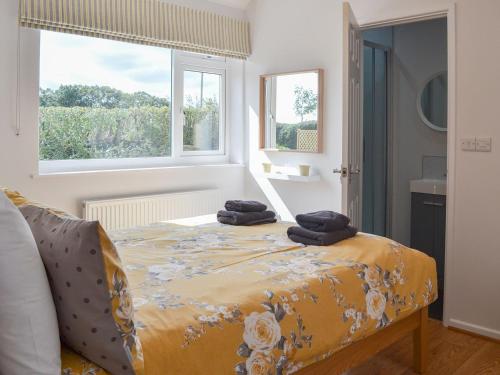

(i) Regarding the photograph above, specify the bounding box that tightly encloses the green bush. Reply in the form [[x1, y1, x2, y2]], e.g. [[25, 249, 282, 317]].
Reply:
[[38, 85, 222, 159], [39, 106, 171, 160], [276, 121, 317, 150], [183, 99, 220, 151]]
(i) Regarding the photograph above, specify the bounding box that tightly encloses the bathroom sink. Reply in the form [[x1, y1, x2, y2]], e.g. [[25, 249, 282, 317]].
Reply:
[[410, 179, 447, 195]]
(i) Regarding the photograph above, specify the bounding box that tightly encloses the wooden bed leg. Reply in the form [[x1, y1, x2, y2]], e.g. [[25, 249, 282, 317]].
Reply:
[[413, 306, 429, 373]]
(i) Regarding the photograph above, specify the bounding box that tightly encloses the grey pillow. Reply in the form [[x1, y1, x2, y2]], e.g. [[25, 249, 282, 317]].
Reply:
[[20, 204, 144, 375], [0, 193, 60, 375]]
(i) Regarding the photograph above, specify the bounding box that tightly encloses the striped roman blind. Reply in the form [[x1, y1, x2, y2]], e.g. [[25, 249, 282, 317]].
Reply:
[[18, 0, 251, 59]]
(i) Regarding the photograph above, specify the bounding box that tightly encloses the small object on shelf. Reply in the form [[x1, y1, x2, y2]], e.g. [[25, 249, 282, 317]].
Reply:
[[299, 164, 310, 176], [262, 162, 272, 173]]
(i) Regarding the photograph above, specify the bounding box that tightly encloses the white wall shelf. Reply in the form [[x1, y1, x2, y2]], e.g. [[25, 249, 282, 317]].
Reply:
[[260, 172, 320, 182]]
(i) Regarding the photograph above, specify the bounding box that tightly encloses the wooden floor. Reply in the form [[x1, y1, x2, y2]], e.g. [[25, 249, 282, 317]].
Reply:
[[341, 319, 500, 375]]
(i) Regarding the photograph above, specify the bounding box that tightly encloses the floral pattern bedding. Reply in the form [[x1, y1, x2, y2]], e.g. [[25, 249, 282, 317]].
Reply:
[[60, 221, 437, 375]]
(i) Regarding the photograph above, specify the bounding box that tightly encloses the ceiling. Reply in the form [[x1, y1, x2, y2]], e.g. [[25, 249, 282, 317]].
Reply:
[[207, 0, 251, 10]]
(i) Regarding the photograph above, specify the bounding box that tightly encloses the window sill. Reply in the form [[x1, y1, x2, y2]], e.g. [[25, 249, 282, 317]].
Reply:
[[35, 160, 244, 178]]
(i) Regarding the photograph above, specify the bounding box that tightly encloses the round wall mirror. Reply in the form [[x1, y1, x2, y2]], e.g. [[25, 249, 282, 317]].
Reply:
[[417, 72, 447, 132]]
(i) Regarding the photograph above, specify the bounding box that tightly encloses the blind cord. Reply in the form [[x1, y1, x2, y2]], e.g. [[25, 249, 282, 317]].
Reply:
[[16, 26, 21, 136]]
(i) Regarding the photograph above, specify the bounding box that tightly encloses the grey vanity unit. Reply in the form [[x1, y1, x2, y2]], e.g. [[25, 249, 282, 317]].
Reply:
[[410, 180, 446, 320]]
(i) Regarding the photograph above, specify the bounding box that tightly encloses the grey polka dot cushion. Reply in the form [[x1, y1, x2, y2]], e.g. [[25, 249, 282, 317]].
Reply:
[[20, 205, 144, 375]]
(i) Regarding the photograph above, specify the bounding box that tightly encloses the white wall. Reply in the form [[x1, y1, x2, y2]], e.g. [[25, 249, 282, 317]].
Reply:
[[349, 0, 500, 340], [244, 0, 344, 221], [0, 0, 245, 217], [391, 19, 448, 245]]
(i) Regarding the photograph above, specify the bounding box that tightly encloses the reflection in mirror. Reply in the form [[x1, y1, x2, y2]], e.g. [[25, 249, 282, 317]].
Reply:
[[260, 70, 323, 152], [418, 72, 447, 132]]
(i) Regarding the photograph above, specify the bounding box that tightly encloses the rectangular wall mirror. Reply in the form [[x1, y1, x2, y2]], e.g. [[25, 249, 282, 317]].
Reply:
[[260, 69, 324, 153]]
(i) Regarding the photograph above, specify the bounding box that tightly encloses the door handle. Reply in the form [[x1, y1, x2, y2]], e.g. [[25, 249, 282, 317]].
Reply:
[[333, 167, 348, 178], [423, 201, 445, 207]]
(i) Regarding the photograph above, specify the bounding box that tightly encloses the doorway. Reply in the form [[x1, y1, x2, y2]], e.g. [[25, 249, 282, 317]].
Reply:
[[361, 41, 390, 237], [359, 19, 448, 320]]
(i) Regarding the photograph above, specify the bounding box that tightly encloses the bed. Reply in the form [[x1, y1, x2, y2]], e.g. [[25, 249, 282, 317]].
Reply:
[[60, 220, 437, 375]]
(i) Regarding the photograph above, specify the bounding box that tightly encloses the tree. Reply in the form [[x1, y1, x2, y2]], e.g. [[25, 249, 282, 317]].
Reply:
[[39, 85, 169, 109], [39, 88, 59, 107], [293, 86, 317, 123]]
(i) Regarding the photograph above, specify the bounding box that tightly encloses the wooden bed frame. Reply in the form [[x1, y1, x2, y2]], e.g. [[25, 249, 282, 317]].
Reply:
[[297, 306, 429, 375]]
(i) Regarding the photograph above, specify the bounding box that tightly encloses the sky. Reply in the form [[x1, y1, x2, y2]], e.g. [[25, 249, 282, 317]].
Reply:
[[40, 31, 174, 99], [184, 70, 221, 107], [275, 72, 318, 124], [40, 30, 312, 116]]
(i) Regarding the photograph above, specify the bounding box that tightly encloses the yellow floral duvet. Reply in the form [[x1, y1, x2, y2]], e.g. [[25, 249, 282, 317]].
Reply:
[[61, 221, 437, 375]]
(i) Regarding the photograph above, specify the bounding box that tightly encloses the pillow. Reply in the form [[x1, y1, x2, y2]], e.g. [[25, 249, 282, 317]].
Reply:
[[0, 192, 61, 374], [1, 187, 73, 217], [0, 187, 30, 207], [19, 204, 144, 375]]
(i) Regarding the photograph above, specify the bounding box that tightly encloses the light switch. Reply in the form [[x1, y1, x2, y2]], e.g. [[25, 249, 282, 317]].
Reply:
[[476, 137, 492, 152], [461, 138, 476, 151]]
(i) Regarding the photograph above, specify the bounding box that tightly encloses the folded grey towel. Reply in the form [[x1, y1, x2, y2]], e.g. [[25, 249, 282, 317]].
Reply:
[[287, 225, 357, 246], [217, 210, 276, 226], [225, 200, 267, 212], [296, 211, 350, 232]]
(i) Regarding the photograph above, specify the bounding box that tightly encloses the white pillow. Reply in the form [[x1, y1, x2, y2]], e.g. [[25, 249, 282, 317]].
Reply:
[[0, 192, 60, 374]]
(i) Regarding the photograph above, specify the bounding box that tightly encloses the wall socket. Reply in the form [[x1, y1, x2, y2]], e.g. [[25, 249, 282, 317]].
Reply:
[[461, 138, 476, 151], [476, 137, 492, 152], [460, 137, 492, 152]]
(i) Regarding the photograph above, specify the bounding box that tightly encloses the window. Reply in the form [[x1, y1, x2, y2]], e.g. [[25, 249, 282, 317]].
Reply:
[[38, 31, 227, 173], [182, 70, 223, 153], [262, 71, 321, 152], [39, 31, 172, 161]]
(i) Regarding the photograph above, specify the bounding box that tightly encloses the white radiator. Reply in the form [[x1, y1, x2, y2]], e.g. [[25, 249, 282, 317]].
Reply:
[[83, 189, 223, 231]]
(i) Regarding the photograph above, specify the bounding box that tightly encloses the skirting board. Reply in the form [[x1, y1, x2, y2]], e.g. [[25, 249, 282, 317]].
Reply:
[[448, 318, 500, 341]]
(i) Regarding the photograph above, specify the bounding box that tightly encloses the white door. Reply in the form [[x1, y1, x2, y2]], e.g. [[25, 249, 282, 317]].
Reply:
[[340, 2, 363, 227]]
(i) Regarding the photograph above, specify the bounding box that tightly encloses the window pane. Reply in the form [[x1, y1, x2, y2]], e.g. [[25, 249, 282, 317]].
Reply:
[[275, 72, 319, 151], [39, 31, 172, 160], [183, 71, 221, 152]]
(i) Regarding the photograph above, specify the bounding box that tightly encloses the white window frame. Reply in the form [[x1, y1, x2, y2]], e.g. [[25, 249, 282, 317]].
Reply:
[[173, 52, 227, 158], [37, 32, 229, 175], [264, 76, 277, 149]]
